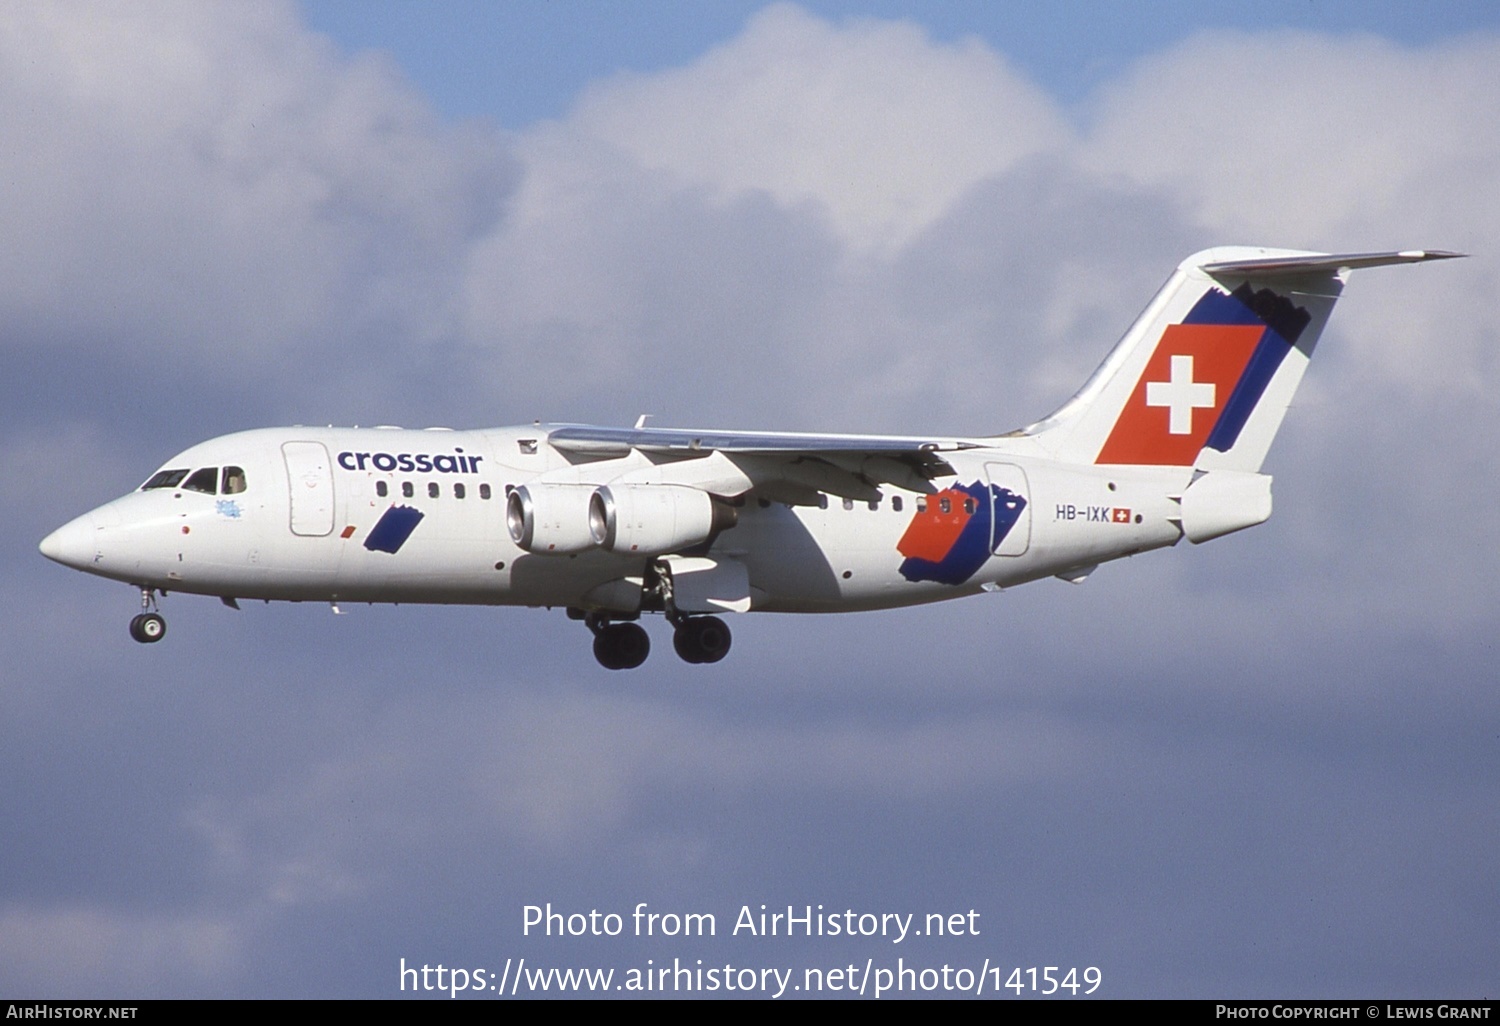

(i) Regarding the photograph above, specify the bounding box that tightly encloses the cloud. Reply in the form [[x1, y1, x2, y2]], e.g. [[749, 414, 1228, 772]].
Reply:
[[1081, 32, 1500, 245], [0, 907, 242, 996], [0, 0, 513, 425], [567, 3, 1070, 256]]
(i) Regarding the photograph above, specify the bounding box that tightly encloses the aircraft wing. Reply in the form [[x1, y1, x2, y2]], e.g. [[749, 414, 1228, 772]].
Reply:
[[546, 424, 985, 501], [546, 424, 983, 457]]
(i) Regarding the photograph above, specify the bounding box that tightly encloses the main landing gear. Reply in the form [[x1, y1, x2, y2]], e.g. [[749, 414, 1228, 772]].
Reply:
[[672, 615, 732, 665], [580, 611, 733, 670], [588, 615, 651, 671], [129, 588, 166, 644], [577, 558, 735, 670]]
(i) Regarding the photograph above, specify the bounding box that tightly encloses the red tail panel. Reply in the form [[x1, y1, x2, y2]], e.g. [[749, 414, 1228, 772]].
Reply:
[[1094, 323, 1263, 465]]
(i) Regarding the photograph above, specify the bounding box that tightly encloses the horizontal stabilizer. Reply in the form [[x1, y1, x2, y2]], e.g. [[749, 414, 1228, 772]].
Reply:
[[1200, 250, 1465, 277]]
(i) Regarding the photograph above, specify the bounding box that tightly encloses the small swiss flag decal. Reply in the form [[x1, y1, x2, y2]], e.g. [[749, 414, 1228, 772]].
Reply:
[[1095, 323, 1264, 465]]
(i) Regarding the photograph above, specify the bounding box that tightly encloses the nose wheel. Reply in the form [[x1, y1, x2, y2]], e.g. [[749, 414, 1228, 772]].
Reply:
[[128, 587, 166, 644], [129, 612, 166, 643]]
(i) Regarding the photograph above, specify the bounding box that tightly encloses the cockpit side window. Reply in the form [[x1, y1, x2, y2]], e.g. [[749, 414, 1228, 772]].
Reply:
[[142, 469, 190, 490], [182, 468, 219, 494], [221, 466, 247, 494]]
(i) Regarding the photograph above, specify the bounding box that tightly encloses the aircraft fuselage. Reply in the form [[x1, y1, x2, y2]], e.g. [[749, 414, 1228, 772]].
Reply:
[[43, 425, 1189, 614]]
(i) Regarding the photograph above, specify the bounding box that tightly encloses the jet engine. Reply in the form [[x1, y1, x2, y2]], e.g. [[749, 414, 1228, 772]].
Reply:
[[506, 484, 596, 554], [589, 484, 737, 555]]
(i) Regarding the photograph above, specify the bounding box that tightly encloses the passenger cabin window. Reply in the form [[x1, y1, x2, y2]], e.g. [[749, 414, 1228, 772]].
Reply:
[[221, 466, 247, 494], [454, 483, 466, 499], [142, 469, 189, 491], [479, 484, 492, 500], [402, 482, 414, 498], [428, 482, 440, 499], [182, 468, 218, 494], [376, 481, 388, 498], [892, 496, 903, 512]]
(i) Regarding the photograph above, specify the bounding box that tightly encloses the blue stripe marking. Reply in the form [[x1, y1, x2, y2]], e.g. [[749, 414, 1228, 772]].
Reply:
[[1205, 328, 1292, 453], [899, 482, 1026, 585], [1182, 287, 1264, 327], [1182, 283, 1310, 454], [364, 505, 424, 554], [992, 487, 1027, 543]]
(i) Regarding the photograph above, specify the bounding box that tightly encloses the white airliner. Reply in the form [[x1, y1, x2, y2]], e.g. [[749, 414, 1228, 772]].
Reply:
[[40, 247, 1459, 668]]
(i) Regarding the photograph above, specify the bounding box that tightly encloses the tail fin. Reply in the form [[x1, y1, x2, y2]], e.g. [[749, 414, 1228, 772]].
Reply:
[[1020, 247, 1462, 472]]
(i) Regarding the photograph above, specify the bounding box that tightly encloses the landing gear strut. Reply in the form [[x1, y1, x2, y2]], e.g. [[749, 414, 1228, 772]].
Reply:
[[129, 588, 165, 644], [585, 613, 650, 670], [653, 558, 732, 665]]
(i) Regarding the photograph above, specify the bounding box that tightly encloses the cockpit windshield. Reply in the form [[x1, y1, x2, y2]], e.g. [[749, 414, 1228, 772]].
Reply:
[[141, 469, 189, 490], [140, 465, 248, 494], [181, 468, 218, 494]]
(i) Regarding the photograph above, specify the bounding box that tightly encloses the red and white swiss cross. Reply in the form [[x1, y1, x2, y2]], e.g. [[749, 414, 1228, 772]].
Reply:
[[1095, 322, 1264, 465]]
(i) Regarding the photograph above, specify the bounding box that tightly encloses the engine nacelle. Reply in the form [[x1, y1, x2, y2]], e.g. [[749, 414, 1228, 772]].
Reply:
[[507, 484, 596, 554], [589, 484, 737, 555]]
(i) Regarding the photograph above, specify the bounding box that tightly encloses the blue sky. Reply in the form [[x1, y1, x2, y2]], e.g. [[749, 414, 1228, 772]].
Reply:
[[303, 1, 1500, 123], [4, 0, 1498, 999]]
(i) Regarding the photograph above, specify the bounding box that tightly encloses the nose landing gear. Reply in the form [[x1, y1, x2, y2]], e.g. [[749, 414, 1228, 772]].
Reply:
[[128, 588, 166, 644]]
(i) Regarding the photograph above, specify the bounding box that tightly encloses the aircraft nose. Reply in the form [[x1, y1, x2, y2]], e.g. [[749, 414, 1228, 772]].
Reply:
[[39, 512, 99, 570]]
